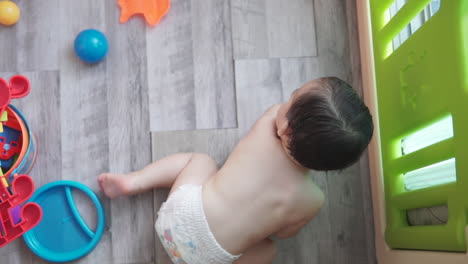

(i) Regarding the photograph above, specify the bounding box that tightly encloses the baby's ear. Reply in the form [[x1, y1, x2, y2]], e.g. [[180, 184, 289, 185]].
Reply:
[[277, 119, 291, 138]]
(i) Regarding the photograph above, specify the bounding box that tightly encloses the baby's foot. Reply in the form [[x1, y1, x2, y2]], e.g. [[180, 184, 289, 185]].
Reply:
[[98, 173, 131, 199]]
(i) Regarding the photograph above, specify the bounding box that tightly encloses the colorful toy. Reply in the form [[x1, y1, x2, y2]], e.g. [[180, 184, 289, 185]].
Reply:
[[74, 29, 109, 64], [4, 105, 37, 181], [0, 125, 21, 169], [0, 174, 42, 247], [0, 169, 21, 225], [0, 111, 25, 222], [0, 109, 7, 133], [0, 75, 31, 118], [118, 0, 170, 26], [0, 167, 7, 188], [0, 74, 41, 249], [0, 0, 20, 26], [0, 111, 7, 133], [9, 205, 21, 224], [0, 75, 33, 187], [23, 181, 105, 262]]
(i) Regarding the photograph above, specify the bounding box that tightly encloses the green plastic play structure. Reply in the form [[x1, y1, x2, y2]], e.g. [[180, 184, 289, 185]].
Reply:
[[369, 0, 468, 252]]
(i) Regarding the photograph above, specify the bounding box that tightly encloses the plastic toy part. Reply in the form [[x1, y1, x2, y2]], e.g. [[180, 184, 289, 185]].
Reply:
[[0, 127, 21, 161], [74, 29, 109, 64], [0, 0, 20, 26], [9, 75, 31, 98], [0, 75, 31, 118], [0, 79, 10, 119], [118, 0, 170, 26], [0, 175, 42, 247], [0, 167, 6, 188], [0, 110, 6, 133], [0, 111, 23, 174], [23, 181, 105, 262], [0, 138, 20, 160], [9, 205, 21, 224], [0, 205, 22, 232], [5, 105, 37, 181]]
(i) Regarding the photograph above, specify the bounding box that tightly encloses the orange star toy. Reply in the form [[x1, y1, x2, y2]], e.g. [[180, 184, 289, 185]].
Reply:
[[118, 0, 170, 26]]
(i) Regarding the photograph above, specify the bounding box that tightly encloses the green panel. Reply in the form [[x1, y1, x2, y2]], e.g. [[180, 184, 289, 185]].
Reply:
[[369, 0, 468, 252]]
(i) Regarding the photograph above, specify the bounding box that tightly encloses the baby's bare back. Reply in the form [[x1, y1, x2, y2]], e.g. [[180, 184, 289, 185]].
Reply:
[[202, 108, 325, 255]]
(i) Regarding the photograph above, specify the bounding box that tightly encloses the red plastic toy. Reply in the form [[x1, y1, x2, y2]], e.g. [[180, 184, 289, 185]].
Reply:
[[118, 0, 170, 26], [0, 175, 42, 247], [0, 136, 20, 160], [0, 110, 22, 161], [0, 75, 31, 117]]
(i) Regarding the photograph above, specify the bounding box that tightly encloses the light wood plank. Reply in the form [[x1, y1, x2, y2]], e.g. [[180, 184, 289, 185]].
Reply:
[[231, 0, 317, 59], [151, 129, 239, 264], [314, 0, 352, 76], [346, 0, 376, 262], [358, 152, 377, 264], [279, 57, 321, 95], [59, 0, 108, 194], [147, 0, 236, 132], [7, 72, 62, 187], [325, 164, 374, 264], [16, 0, 59, 71], [192, 0, 236, 130], [105, 2, 155, 262], [231, 0, 269, 59], [311, 0, 375, 262], [0, 25, 17, 72], [59, 2, 113, 263], [146, 0, 196, 132], [0, 241, 33, 263], [345, 0, 365, 97], [59, 5, 108, 187], [265, 0, 317, 58], [234, 59, 283, 135]]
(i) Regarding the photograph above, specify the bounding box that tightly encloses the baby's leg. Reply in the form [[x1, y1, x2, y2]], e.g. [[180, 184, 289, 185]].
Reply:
[[168, 153, 217, 194], [234, 239, 276, 264], [98, 153, 216, 198]]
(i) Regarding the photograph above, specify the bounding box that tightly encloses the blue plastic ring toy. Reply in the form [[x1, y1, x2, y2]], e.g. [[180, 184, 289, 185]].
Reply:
[[23, 181, 105, 262]]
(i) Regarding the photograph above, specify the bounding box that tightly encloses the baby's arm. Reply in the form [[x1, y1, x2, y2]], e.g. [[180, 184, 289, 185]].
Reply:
[[273, 186, 325, 239], [273, 220, 309, 239]]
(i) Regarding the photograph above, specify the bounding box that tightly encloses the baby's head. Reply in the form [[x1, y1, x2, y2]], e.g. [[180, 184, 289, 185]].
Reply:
[[276, 77, 374, 171]]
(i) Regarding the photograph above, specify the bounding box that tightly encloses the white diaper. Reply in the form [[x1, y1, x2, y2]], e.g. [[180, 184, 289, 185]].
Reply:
[[155, 184, 241, 264]]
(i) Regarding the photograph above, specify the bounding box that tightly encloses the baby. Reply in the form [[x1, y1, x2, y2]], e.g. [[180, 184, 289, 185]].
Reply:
[[98, 77, 374, 264]]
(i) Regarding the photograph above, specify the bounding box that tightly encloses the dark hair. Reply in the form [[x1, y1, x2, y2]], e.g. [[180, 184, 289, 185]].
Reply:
[[286, 77, 374, 171]]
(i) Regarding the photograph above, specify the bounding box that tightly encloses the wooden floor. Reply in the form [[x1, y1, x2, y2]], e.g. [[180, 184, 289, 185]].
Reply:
[[0, 0, 376, 263]]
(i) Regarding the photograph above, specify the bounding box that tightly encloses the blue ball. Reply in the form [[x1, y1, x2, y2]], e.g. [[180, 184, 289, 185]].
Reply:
[[74, 29, 109, 64]]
